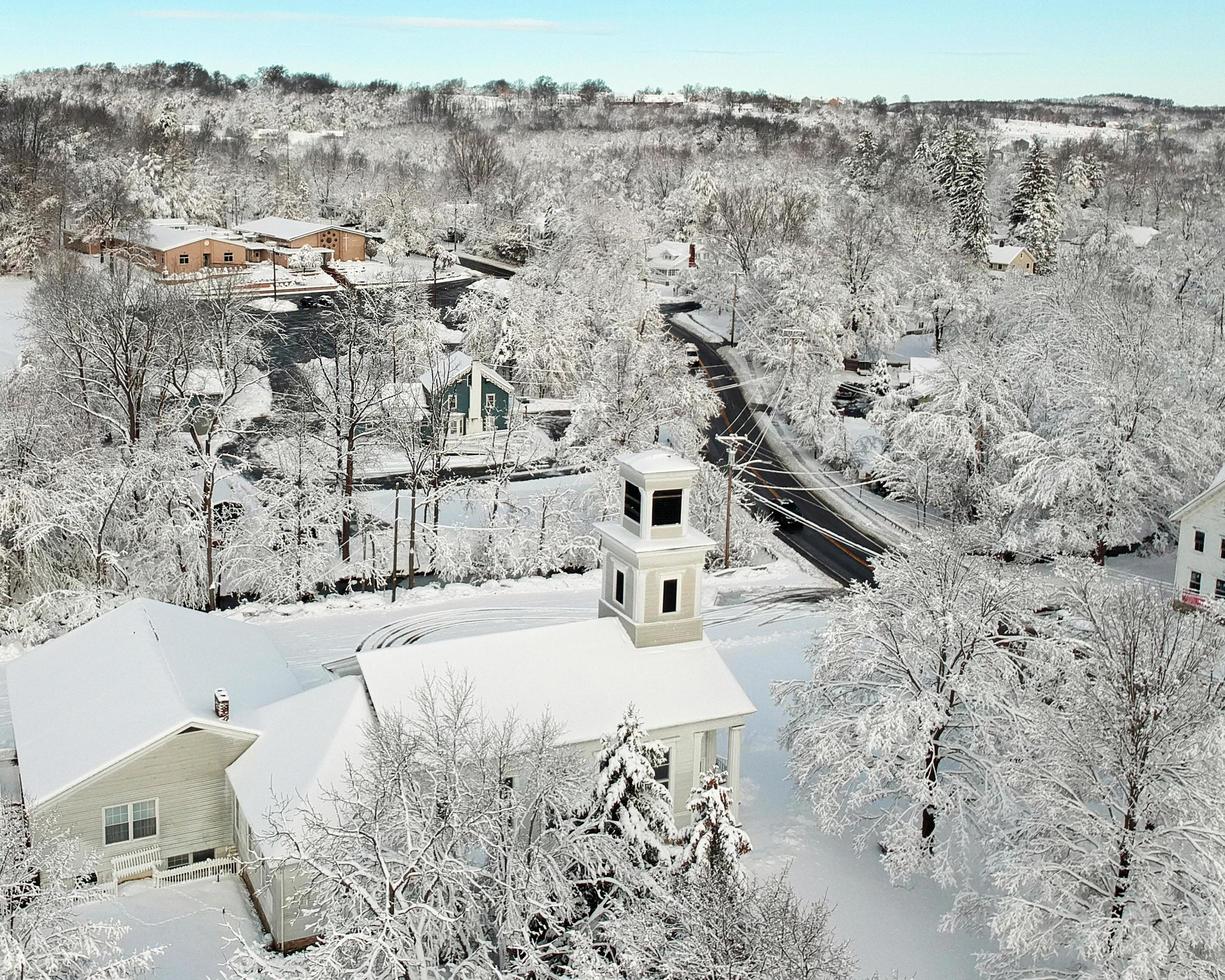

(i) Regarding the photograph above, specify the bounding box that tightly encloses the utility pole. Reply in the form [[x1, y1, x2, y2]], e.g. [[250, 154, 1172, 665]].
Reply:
[[271, 248, 278, 302], [453, 204, 459, 255], [730, 272, 739, 347], [390, 486, 401, 601], [716, 433, 747, 569], [724, 441, 735, 568]]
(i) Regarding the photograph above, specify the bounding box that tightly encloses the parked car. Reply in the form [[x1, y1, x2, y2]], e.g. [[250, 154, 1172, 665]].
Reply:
[[684, 343, 702, 372], [758, 495, 803, 531]]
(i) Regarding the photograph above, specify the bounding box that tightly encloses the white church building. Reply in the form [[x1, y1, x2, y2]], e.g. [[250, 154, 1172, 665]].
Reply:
[[6, 448, 755, 951]]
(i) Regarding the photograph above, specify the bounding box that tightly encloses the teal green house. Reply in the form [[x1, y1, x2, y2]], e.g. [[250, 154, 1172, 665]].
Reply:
[[420, 351, 515, 437]]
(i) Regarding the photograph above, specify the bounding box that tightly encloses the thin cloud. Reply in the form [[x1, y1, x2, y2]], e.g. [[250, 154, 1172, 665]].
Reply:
[[683, 48, 782, 56], [135, 9, 616, 35], [938, 50, 1032, 58]]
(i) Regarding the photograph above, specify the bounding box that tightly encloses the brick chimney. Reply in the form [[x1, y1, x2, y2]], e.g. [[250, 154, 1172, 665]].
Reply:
[[688, 242, 697, 268], [214, 688, 230, 722]]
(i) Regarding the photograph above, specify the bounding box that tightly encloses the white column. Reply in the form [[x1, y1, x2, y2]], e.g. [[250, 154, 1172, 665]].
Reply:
[[468, 361, 483, 432], [691, 730, 706, 792], [728, 725, 745, 821]]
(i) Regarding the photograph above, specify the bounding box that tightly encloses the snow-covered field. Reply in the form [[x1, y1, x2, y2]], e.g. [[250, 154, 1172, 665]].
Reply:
[[0, 275, 34, 372], [76, 877, 263, 979], [991, 117, 1125, 144]]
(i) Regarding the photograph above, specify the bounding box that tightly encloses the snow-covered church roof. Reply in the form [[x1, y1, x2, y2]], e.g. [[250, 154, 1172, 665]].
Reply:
[[8, 600, 302, 806], [355, 616, 754, 747]]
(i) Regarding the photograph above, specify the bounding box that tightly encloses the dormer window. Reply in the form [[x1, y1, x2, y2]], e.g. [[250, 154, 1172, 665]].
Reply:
[[624, 482, 641, 523], [652, 489, 683, 526]]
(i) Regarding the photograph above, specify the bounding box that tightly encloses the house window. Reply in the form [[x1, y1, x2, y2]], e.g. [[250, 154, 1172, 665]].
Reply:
[[1190, 570, 1202, 594], [653, 747, 671, 790], [167, 854, 190, 870], [104, 805, 130, 845], [485, 392, 496, 410], [615, 569, 625, 605], [447, 417, 463, 436], [1194, 530, 1205, 552], [223, 252, 234, 263], [652, 489, 683, 526], [178, 253, 189, 265], [104, 799, 156, 845], [662, 577, 679, 614], [1220, 537, 1225, 560], [624, 483, 641, 523], [1217, 579, 1225, 600], [447, 393, 458, 411], [192, 848, 215, 864], [131, 799, 157, 839]]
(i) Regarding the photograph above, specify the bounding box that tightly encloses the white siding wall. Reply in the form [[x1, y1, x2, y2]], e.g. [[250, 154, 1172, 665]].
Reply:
[[1175, 492, 1225, 601], [36, 727, 253, 879]]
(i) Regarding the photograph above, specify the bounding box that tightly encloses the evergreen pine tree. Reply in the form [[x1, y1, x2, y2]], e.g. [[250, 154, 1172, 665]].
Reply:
[[1009, 140, 1060, 273], [847, 130, 882, 190], [588, 705, 677, 867], [676, 768, 751, 882], [916, 129, 989, 257]]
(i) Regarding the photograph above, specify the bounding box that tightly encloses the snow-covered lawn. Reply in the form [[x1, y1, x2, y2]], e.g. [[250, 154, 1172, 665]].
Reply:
[[334, 254, 468, 286], [0, 275, 34, 372], [354, 425, 558, 479], [992, 117, 1125, 144], [76, 877, 263, 979]]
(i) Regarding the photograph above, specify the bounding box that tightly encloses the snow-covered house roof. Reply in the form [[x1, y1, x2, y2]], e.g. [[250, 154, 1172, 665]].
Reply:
[[235, 218, 364, 242], [985, 244, 1030, 266], [1170, 462, 1225, 521], [7, 600, 302, 807], [1122, 225, 1159, 247], [226, 675, 374, 850], [124, 223, 248, 253], [355, 617, 754, 747], [419, 351, 514, 395]]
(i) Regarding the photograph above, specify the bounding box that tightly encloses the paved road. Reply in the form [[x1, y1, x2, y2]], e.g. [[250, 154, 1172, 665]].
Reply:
[[667, 316, 885, 586]]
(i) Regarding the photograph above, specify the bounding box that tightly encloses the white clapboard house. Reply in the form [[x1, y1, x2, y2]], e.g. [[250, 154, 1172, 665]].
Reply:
[[1171, 461, 1225, 606], [6, 448, 754, 951]]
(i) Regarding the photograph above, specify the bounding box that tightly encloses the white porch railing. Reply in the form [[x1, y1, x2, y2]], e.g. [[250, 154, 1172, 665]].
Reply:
[[110, 844, 161, 884], [153, 856, 239, 888]]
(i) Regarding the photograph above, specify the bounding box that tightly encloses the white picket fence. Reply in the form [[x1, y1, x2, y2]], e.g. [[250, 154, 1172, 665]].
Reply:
[[110, 844, 161, 884], [153, 856, 239, 888]]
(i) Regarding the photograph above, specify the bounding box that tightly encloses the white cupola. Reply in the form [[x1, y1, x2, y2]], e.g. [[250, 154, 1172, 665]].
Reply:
[[595, 448, 714, 648]]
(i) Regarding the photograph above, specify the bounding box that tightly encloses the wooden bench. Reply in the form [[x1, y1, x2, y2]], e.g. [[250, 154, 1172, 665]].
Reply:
[[110, 844, 161, 884]]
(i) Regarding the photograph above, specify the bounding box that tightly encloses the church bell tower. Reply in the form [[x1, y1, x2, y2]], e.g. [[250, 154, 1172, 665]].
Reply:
[[595, 449, 714, 647]]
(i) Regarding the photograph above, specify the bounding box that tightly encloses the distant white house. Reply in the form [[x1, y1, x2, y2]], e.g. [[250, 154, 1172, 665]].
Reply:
[[646, 240, 701, 282], [1170, 463, 1225, 606], [985, 244, 1036, 275], [7, 448, 754, 953]]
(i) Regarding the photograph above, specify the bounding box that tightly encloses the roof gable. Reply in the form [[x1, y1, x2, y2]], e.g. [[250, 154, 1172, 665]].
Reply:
[[8, 600, 302, 806]]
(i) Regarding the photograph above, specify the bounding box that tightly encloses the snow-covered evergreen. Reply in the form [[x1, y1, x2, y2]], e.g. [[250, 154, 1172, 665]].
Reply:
[[588, 705, 677, 868], [1008, 140, 1060, 273], [675, 768, 751, 883]]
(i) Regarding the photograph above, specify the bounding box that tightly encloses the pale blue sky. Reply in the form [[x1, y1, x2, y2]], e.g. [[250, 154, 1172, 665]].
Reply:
[[5, 1, 1222, 104]]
